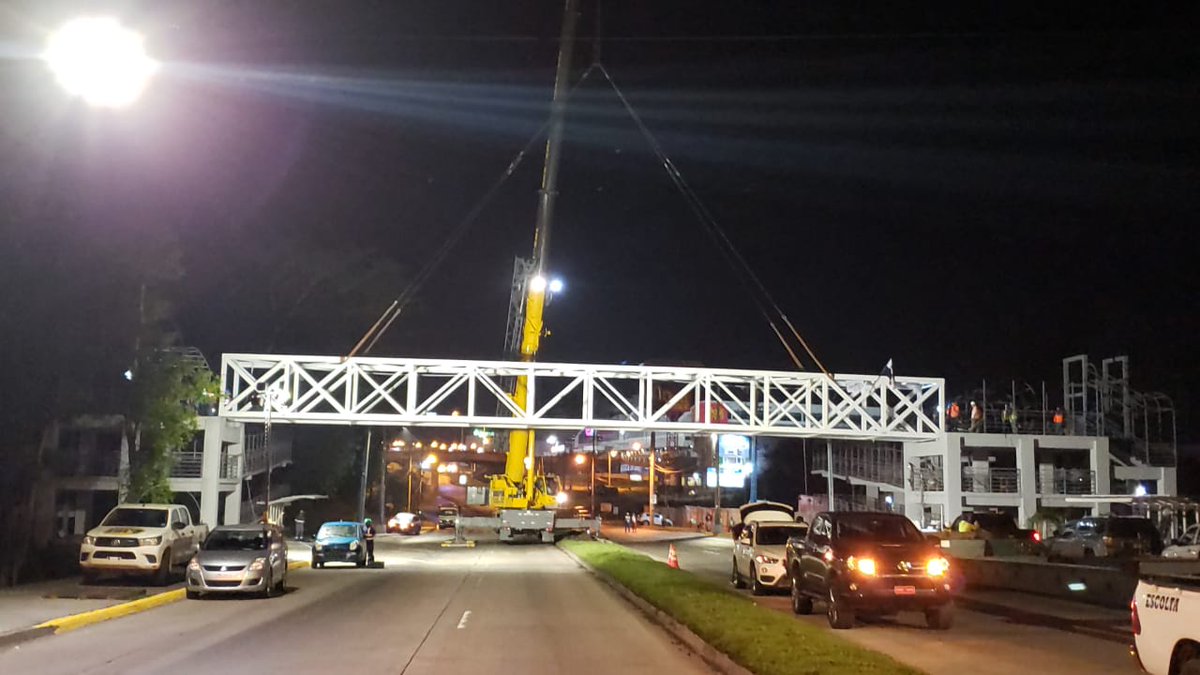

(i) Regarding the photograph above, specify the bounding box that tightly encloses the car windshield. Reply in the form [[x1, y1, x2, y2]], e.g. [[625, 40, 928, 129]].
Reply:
[[101, 508, 168, 528], [835, 515, 922, 543], [757, 525, 807, 545], [205, 530, 268, 551], [318, 524, 358, 539], [439, 509, 456, 517]]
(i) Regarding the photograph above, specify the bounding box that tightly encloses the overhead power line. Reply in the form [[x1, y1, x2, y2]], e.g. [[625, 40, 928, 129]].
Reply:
[[595, 63, 831, 378]]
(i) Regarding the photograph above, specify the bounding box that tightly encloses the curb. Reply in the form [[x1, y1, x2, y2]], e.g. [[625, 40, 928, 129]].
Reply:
[[2, 559, 313, 649], [559, 543, 753, 675]]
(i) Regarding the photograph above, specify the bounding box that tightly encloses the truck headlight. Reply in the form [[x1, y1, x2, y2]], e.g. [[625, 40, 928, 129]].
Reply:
[[847, 556, 877, 576], [927, 557, 950, 577], [188, 559, 200, 571], [314, 543, 323, 551], [249, 557, 266, 572], [754, 554, 780, 565], [139, 536, 162, 546], [349, 540, 359, 551], [83, 536, 96, 546]]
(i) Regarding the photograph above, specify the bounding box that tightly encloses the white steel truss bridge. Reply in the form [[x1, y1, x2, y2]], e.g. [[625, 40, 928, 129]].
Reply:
[[219, 354, 945, 443]]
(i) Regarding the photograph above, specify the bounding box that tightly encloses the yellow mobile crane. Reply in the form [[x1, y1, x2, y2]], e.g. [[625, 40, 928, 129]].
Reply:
[[482, 0, 597, 541]]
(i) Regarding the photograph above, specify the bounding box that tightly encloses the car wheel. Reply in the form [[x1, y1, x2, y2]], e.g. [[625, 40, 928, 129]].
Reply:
[[790, 572, 812, 615], [186, 589, 201, 600], [750, 567, 765, 596], [731, 560, 746, 589], [357, 555, 366, 568], [153, 550, 172, 586], [925, 603, 954, 630], [827, 586, 855, 629], [1083, 548, 1096, 559], [277, 572, 286, 594]]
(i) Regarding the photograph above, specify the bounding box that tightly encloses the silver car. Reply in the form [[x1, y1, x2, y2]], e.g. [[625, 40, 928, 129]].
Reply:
[[186, 525, 288, 598]]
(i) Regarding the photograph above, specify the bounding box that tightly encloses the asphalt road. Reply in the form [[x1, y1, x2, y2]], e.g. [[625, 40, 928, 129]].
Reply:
[[624, 536, 1135, 675], [0, 534, 711, 675]]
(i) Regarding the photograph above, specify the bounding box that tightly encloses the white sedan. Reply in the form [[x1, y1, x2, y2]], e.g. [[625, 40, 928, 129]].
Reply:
[[1162, 524, 1199, 559]]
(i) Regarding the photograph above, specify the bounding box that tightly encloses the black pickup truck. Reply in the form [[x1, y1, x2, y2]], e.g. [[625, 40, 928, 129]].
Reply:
[[784, 511, 954, 630]]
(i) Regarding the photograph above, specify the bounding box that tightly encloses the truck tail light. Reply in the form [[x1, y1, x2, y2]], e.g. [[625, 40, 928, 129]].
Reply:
[[1031, 531, 1042, 543], [1130, 599, 1140, 636]]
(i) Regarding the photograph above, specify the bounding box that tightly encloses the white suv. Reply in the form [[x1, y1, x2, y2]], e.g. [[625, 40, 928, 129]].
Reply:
[[732, 501, 809, 595]]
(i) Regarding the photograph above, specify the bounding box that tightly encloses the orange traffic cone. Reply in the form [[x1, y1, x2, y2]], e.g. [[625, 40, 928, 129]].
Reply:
[[667, 543, 680, 569]]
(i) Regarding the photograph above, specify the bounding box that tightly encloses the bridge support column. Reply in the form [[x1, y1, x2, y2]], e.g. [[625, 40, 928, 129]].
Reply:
[[1016, 437, 1038, 525], [1090, 438, 1111, 516], [199, 417, 223, 527]]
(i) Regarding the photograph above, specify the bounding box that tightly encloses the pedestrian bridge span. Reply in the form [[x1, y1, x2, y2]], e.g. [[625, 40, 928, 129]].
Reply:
[[219, 354, 944, 443]]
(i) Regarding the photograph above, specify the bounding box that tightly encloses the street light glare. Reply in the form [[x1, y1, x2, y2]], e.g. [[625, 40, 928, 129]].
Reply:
[[548, 278, 564, 294], [44, 17, 158, 108]]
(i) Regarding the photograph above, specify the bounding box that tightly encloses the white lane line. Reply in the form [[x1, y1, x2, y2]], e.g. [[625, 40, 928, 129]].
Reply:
[[456, 610, 472, 629]]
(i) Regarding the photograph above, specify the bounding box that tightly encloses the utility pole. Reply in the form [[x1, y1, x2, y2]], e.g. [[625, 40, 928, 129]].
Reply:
[[379, 435, 387, 525], [590, 430, 597, 515], [826, 439, 835, 510], [749, 436, 759, 502], [357, 428, 372, 524], [648, 431, 657, 521], [407, 456, 414, 512]]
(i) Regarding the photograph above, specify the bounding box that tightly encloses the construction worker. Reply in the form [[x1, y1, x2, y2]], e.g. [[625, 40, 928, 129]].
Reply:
[[947, 401, 962, 430], [624, 512, 632, 533], [1003, 404, 1018, 434], [363, 518, 377, 564], [295, 509, 306, 541], [968, 401, 984, 432], [958, 514, 979, 534], [1052, 407, 1065, 434]]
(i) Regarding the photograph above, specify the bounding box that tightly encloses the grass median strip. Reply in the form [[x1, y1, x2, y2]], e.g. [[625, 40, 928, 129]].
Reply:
[[562, 540, 924, 675]]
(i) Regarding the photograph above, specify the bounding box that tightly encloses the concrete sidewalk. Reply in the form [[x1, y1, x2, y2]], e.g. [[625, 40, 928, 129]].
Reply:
[[600, 523, 716, 545], [0, 541, 313, 642]]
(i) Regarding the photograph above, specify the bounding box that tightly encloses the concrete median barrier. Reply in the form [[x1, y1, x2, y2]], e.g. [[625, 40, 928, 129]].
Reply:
[[957, 557, 1136, 610]]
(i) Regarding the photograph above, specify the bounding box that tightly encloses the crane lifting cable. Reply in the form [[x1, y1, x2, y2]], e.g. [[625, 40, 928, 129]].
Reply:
[[594, 63, 831, 378], [346, 64, 598, 358]]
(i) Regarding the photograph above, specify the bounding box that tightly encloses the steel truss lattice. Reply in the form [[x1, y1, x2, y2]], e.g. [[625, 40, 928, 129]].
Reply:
[[219, 354, 944, 442]]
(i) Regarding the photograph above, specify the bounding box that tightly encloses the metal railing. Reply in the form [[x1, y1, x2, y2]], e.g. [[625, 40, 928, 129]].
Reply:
[[1037, 468, 1096, 495], [961, 467, 1020, 493]]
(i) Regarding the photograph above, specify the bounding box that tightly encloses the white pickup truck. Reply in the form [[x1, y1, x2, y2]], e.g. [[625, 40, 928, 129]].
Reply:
[[80, 504, 209, 585], [1132, 575, 1200, 675]]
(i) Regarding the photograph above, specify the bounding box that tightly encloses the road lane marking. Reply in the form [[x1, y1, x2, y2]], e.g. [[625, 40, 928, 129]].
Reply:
[[457, 610, 472, 629]]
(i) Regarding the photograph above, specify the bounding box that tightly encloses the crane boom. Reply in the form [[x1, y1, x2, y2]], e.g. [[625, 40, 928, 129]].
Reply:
[[490, 0, 580, 511]]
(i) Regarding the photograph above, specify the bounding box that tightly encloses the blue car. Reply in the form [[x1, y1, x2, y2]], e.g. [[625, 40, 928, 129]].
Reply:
[[311, 521, 367, 568]]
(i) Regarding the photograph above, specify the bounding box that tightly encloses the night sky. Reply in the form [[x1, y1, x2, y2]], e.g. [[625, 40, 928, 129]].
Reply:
[[2, 2, 1198, 437]]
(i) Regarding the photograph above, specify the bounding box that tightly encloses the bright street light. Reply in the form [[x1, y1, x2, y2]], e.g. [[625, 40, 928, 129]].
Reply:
[[529, 275, 548, 293], [631, 442, 643, 451], [573, 454, 586, 466], [548, 278, 564, 294], [546, 435, 559, 446], [421, 453, 438, 469], [44, 17, 158, 108]]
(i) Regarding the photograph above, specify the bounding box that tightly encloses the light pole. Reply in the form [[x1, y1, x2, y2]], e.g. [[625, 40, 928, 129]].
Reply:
[[607, 450, 617, 487]]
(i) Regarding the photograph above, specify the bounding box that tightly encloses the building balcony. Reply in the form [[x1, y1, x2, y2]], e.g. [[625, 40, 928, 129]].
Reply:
[[1037, 468, 1096, 495], [961, 467, 1020, 494]]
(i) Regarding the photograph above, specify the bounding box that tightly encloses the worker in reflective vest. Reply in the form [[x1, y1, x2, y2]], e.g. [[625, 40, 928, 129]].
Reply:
[[947, 402, 961, 430], [363, 518, 377, 564], [1052, 408, 1065, 433]]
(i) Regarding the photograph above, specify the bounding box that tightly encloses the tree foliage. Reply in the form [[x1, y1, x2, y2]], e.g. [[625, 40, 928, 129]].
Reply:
[[125, 349, 220, 503]]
